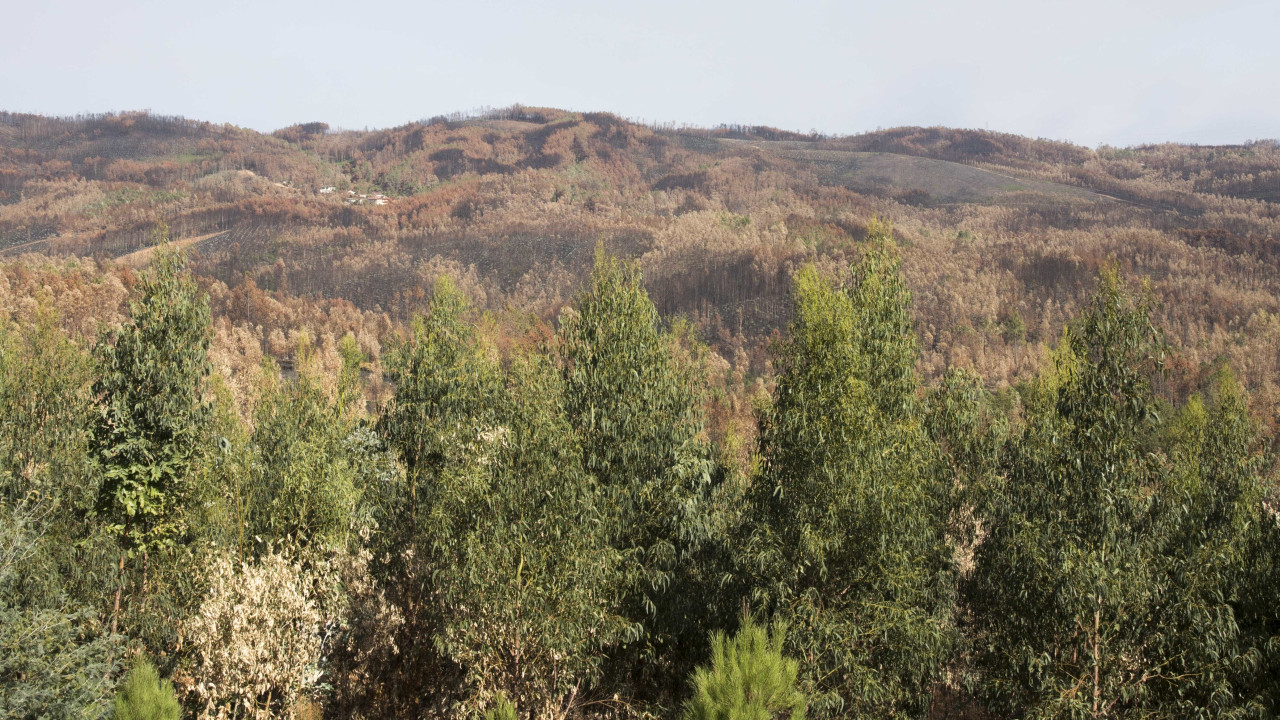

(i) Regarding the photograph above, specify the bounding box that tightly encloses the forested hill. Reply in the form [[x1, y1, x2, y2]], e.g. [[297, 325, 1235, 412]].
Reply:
[[4, 108, 1280, 719], [3, 108, 1280, 428]]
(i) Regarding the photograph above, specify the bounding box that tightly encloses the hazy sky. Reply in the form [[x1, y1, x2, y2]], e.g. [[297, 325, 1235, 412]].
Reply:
[[3, 0, 1276, 147]]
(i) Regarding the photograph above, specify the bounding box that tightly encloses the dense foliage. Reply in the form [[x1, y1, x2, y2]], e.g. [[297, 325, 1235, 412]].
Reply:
[[0, 213, 1277, 720]]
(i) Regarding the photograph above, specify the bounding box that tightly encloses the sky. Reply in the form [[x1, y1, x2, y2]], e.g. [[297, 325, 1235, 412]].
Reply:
[[2, 0, 1276, 147]]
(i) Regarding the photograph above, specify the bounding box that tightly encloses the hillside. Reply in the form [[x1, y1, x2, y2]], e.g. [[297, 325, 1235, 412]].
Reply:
[[5, 107, 1280, 720], [3, 107, 1280, 431]]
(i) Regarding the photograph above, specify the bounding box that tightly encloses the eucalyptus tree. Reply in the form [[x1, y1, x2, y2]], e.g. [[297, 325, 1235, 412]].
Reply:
[[426, 353, 628, 717], [746, 234, 956, 719], [1152, 369, 1276, 717], [967, 272, 1271, 718], [1238, 495, 1280, 715], [90, 241, 211, 636], [246, 336, 373, 552], [555, 248, 718, 694], [374, 277, 507, 705], [378, 277, 504, 541]]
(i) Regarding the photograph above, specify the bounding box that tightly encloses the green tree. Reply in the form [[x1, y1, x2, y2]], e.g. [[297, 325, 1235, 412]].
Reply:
[[924, 366, 1009, 577], [1001, 309, 1027, 345], [848, 219, 920, 420], [1148, 368, 1272, 716], [555, 249, 718, 692], [967, 273, 1165, 718], [90, 241, 211, 638], [482, 693, 518, 720], [111, 657, 179, 720], [0, 506, 119, 720], [373, 279, 506, 707], [924, 367, 1008, 507], [378, 278, 504, 542], [0, 305, 114, 611], [0, 305, 122, 719], [682, 615, 806, 720], [246, 337, 368, 551], [1238, 497, 1280, 715], [746, 239, 956, 719], [91, 243, 211, 554], [426, 354, 627, 715], [0, 305, 97, 511], [963, 270, 1279, 719]]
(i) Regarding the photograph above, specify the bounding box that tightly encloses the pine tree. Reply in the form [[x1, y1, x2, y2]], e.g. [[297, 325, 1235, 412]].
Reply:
[[482, 693, 518, 720], [682, 615, 806, 720], [112, 656, 180, 720]]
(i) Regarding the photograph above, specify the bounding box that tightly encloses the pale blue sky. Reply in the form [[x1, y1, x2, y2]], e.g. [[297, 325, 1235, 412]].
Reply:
[[3, 0, 1276, 146]]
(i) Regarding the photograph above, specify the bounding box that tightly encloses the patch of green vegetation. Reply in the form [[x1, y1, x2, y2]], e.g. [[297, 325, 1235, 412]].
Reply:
[[561, 160, 595, 182], [162, 152, 218, 165], [85, 187, 147, 214], [151, 190, 186, 204], [85, 188, 186, 216], [376, 162, 425, 196], [719, 212, 750, 231]]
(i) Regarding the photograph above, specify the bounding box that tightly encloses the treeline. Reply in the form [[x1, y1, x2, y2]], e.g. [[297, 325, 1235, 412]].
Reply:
[[2, 224, 1278, 719]]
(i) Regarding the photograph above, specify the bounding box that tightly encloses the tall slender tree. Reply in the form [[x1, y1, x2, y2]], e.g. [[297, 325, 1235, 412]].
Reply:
[[1152, 368, 1275, 716], [246, 335, 372, 552], [746, 233, 956, 719], [91, 239, 211, 635], [967, 272, 1165, 718], [373, 278, 506, 708], [555, 248, 718, 695]]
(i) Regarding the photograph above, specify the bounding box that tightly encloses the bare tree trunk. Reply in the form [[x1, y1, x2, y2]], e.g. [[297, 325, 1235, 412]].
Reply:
[[111, 552, 125, 637], [1091, 606, 1101, 720]]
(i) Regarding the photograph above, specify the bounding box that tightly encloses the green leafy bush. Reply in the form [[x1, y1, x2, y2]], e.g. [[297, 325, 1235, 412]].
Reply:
[[683, 616, 805, 720], [112, 657, 180, 720]]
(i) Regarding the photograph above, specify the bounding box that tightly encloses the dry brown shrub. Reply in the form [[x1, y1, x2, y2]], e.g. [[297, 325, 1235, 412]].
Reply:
[[184, 546, 342, 720]]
